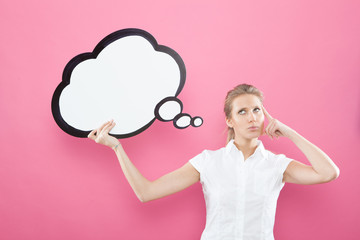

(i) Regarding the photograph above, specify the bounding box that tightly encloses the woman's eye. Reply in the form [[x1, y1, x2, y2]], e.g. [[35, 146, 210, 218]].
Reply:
[[254, 108, 260, 113], [239, 110, 246, 115]]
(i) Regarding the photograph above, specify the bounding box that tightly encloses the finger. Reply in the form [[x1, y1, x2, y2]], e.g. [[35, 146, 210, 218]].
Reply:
[[274, 130, 281, 138], [266, 129, 273, 140], [265, 125, 272, 139], [99, 121, 113, 135], [103, 120, 116, 134], [268, 120, 277, 136], [98, 120, 111, 133], [270, 123, 281, 139], [266, 121, 276, 139], [265, 124, 269, 135], [261, 127, 266, 136], [262, 105, 273, 121], [88, 129, 97, 140]]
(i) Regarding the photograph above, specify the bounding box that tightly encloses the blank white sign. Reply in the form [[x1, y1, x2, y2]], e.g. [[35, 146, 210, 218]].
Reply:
[[52, 28, 202, 138]]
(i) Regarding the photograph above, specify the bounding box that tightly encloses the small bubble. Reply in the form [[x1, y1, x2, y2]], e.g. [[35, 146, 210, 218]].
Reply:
[[174, 114, 191, 129], [192, 117, 203, 127], [155, 97, 183, 122]]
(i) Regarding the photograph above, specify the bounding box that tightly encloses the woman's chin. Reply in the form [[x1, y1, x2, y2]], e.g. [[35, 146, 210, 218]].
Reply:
[[246, 132, 261, 139], [235, 130, 262, 140], [249, 131, 261, 138]]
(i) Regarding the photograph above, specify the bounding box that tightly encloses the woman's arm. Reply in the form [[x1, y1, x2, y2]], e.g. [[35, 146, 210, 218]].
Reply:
[[281, 129, 339, 184], [262, 107, 340, 185], [88, 120, 200, 202], [114, 144, 199, 202]]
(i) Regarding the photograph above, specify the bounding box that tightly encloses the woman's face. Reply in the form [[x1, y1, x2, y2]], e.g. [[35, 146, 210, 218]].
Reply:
[[226, 94, 264, 141]]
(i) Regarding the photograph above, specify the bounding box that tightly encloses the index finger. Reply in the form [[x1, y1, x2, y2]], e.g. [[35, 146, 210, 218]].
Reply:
[[262, 105, 273, 120]]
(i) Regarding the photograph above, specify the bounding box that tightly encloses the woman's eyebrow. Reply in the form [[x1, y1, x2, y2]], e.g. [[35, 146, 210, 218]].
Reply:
[[238, 106, 260, 111]]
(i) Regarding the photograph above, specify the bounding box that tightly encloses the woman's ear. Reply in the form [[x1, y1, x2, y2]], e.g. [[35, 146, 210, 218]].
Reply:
[[225, 117, 233, 128]]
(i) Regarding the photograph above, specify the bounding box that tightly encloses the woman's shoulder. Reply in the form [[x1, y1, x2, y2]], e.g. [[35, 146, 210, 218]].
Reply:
[[262, 148, 293, 169], [200, 145, 227, 159], [264, 148, 287, 159]]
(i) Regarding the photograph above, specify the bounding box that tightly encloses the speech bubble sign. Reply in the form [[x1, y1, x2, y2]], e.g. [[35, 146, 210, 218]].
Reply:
[[52, 28, 203, 138]]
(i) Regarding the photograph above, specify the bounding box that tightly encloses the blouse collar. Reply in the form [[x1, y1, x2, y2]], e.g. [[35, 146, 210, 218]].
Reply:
[[225, 139, 267, 158]]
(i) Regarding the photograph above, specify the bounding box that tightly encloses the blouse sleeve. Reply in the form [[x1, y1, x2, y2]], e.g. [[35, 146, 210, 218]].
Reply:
[[276, 154, 294, 182], [189, 150, 207, 174]]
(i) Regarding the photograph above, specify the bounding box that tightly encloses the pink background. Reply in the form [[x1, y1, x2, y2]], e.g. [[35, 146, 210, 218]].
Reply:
[[1, 0, 359, 239]]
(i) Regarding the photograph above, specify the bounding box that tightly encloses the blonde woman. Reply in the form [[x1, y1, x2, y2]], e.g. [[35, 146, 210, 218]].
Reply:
[[88, 84, 339, 240]]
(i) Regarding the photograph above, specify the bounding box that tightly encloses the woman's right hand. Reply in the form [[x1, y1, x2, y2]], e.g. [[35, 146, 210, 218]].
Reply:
[[88, 120, 119, 149]]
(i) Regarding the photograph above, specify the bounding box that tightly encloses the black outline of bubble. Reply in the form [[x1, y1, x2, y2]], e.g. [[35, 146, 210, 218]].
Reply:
[[173, 113, 192, 129], [154, 96, 183, 122], [155, 97, 204, 129], [51, 28, 186, 139], [191, 116, 204, 127]]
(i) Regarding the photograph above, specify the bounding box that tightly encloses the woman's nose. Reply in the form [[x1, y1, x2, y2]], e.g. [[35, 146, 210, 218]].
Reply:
[[248, 113, 256, 122]]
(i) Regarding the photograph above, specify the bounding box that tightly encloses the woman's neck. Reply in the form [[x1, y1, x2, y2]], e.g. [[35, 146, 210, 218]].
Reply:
[[233, 137, 258, 160]]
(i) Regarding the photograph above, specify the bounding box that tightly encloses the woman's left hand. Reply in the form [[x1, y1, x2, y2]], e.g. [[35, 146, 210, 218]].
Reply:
[[262, 106, 293, 139]]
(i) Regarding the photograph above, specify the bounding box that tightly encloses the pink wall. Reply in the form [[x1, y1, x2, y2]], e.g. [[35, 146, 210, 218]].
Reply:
[[1, 0, 359, 239]]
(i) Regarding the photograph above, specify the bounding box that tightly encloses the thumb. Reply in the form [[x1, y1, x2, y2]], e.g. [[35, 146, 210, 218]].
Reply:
[[88, 129, 97, 140]]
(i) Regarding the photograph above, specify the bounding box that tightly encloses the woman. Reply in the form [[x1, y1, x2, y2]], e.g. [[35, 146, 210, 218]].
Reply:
[[88, 84, 340, 240]]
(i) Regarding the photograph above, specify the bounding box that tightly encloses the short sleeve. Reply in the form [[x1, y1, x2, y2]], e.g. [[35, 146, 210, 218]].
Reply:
[[189, 150, 207, 174], [276, 154, 294, 182]]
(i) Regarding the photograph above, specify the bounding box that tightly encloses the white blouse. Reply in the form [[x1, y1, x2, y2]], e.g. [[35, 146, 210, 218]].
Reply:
[[189, 139, 293, 240]]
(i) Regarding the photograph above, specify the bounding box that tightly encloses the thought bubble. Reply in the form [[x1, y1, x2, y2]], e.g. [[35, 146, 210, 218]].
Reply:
[[52, 28, 203, 138]]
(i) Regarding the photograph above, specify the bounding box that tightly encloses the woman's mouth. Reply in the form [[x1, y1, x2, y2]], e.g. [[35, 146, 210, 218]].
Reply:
[[248, 126, 259, 130]]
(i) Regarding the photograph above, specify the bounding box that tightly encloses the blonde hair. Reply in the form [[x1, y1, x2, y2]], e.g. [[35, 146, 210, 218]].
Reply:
[[224, 84, 264, 143]]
